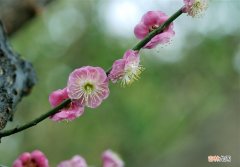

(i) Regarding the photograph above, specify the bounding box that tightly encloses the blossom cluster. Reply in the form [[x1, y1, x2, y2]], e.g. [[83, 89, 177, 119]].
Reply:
[[13, 150, 124, 167], [49, 0, 208, 122], [49, 11, 174, 122], [11, 1, 209, 167]]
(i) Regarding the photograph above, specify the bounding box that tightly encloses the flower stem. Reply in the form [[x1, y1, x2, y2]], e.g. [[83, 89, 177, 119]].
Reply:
[[0, 7, 184, 139], [0, 99, 71, 140]]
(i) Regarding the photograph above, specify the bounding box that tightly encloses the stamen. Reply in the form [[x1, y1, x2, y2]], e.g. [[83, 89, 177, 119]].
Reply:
[[189, 0, 208, 17], [84, 83, 94, 94], [149, 25, 159, 32], [121, 64, 144, 87]]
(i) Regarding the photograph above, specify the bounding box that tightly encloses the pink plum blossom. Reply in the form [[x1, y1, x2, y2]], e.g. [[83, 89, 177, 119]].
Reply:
[[182, 0, 208, 17], [67, 66, 109, 108], [13, 150, 49, 167], [57, 155, 87, 167], [109, 50, 143, 86], [102, 150, 124, 167], [49, 88, 84, 121], [134, 11, 175, 49]]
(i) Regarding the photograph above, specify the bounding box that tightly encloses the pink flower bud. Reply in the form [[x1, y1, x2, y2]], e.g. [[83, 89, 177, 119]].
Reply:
[[13, 150, 49, 167]]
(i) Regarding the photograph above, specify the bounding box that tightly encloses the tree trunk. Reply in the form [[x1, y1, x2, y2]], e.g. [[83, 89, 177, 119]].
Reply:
[[0, 21, 36, 130]]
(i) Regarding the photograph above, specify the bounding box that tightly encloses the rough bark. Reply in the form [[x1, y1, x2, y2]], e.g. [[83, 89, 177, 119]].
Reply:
[[0, 21, 36, 130], [0, 0, 54, 35]]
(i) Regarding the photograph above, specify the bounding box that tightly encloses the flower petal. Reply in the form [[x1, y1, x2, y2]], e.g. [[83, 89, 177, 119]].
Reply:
[[49, 88, 68, 107], [50, 101, 84, 121], [31, 150, 49, 167], [13, 150, 49, 167], [134, 22, 149, 39], [58, 155, 87, 167], [109, 59, 126, 83], [102, 150, 124, 167], [142, 11, 166, 26], [144, 31, 174, 49]]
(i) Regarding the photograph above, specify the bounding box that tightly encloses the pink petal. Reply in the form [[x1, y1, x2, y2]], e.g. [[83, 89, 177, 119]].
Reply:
[[71, 156, 88, 167], [57, 155, 87, 167], [49, 88, 68, 107], [86, 94, 101, 108], [102, 150, 124, 167], [184, 0, 194, 7], [13, 151, 49, 167], [19, 153, 31, 163], [67, 84, 82, 100], [49, 88, 85, 122], [144, 31, 174, 49], [88, 67, 99, 81], [97, 85, 110, 100], [70, 68, 88, 82], [12, 160, 23, 167], [31, 150, 49, 167], [108, 59, 125, 83], [50, 101, 84, 121], [142, 11, 166, 26], [67, 67, 90, 100], [122, 50, 138, 60], [67, 68, 88, 100], [134, 22, 149, 39], [123, 50, 140, 65], [94, 67, 108, 83]]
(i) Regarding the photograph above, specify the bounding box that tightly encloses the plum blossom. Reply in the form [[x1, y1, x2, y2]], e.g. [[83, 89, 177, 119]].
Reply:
[[134, 11, 175, 49], [13, 150, 124, 167], [57, 150, 124, 167], [109, 50, 143, 86], [182, 0, 208, 17], [67, 66, 109, 108], [102, 150, 124, 167], [49, 88, 84, 122], [13, 150, 49, 167], [57, 155, 87, 167]]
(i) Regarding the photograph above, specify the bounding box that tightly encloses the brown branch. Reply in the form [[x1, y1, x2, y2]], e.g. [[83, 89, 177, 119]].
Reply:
[[0, 0, 55, 36]]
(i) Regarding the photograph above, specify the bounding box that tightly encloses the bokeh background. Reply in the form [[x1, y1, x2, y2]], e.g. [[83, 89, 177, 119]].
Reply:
[[0, 0, 240, 166]]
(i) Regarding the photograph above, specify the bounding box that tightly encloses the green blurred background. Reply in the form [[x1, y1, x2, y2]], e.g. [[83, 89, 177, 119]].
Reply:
[[0, 0, 239, 166]]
